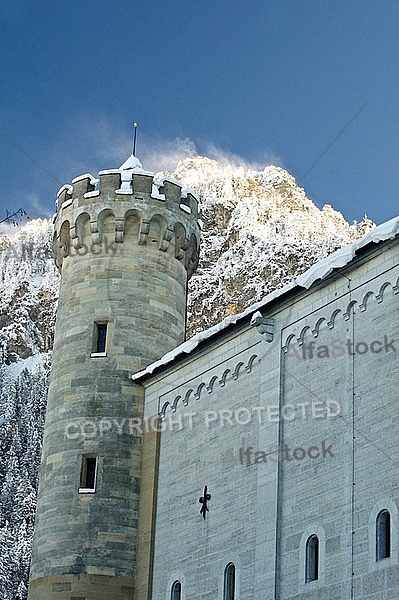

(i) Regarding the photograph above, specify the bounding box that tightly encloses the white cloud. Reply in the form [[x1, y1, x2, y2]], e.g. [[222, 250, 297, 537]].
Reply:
[[24, 193, 52, 218], [49, 114, 283, 183], [139, 136, 198, 172], [201, 141, 283, 172]]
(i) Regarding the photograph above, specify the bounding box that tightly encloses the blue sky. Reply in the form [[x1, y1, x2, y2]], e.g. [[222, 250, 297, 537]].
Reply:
[[0, 0, 398, 226]]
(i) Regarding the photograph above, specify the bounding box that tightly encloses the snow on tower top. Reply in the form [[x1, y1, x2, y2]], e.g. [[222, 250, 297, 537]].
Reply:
[[119, 154, 144, 171]]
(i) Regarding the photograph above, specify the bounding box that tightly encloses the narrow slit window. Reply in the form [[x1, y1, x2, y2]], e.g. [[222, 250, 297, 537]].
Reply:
[[376, 510, 390, 560], [80, 455, 97, 492], [96, 323, 107, 353], [305, 535, 319, 583], [171, 580, 181, 600], [223, 563, 235, 600]]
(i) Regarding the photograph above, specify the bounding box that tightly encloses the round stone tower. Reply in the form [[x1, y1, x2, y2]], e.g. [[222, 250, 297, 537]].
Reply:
[[28, 155, 200, 600]]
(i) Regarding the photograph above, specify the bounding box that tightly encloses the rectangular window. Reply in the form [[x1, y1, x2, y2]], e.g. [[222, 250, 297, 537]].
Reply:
[[91, 322, 108, 357], [96, 323, 107, 353], [79, 455, 97, 493]]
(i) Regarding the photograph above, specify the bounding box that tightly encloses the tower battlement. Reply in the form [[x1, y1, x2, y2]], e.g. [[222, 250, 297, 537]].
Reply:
[[53, 156, 200, 276]]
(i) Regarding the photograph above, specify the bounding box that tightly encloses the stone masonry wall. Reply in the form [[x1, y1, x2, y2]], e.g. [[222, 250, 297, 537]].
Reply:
[[143, 239, 399, 600]]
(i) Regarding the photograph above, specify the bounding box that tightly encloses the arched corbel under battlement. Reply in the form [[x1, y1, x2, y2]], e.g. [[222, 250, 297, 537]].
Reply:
[[96, 208, 116, 243], [174, 222, 189, 261], [74, 212, 91, 248], [123, 209, 142, 245]]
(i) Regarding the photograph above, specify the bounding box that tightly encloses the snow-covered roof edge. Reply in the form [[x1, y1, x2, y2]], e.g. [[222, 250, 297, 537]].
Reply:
[[132, 215, 399, 382], [296, 216, 399, 288]]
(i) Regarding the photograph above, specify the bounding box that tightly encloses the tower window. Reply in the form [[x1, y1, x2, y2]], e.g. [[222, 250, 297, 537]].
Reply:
[[79, 455, 97, 492], [376, 510, 390, 560], [171, 580, 181, 600], [91, 322, 108, 356], [96, 323, 107, 353], [223, 563, 235, 600], [305, 535, 319, 582]]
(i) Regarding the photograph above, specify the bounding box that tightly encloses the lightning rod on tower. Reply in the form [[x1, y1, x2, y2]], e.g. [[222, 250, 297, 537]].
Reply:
[[132, 122, 138, 156]]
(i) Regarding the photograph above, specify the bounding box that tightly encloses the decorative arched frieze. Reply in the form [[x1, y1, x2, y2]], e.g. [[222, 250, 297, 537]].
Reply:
[[53, 165, 200, 275], [283, 279, 398, 350], [55, 206, 200, 264], [159, 354, 260, 417]]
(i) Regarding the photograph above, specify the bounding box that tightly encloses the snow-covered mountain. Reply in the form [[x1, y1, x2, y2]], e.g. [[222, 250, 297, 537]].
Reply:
[[173, 157, 372, 335], [0, 156, 373, 598], [0, 220, 58, 368]]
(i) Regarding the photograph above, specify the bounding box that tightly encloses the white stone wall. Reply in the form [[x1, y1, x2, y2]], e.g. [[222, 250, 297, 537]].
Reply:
[[144, 240, 399, 600]]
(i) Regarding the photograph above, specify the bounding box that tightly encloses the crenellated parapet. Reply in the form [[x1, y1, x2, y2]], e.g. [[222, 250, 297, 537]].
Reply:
[[53, 156, 201, 277]]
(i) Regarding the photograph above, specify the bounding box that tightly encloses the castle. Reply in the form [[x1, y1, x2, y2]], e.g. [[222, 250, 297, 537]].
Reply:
[[28, 153, 399, 599]]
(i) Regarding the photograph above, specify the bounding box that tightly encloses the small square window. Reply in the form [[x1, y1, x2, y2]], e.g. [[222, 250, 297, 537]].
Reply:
[[79, 455, 97, 493]]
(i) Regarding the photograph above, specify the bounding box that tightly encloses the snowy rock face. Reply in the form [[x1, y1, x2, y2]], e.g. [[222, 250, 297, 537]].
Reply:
[[0, 220, 59, 367], [163, 156, 372, 336], [0, 157, 373, 599]]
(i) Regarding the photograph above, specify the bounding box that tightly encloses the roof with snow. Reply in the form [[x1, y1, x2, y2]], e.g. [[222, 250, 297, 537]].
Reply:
[[132, 215, 399, 382], [119, 154, 144, 171]]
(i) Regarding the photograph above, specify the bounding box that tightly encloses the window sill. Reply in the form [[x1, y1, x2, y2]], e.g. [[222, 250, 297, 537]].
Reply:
[[78, 487, 96, 494], [90, 352, 107, 358], [301, 578, 322, 591], [375, 556, 393, 566]]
